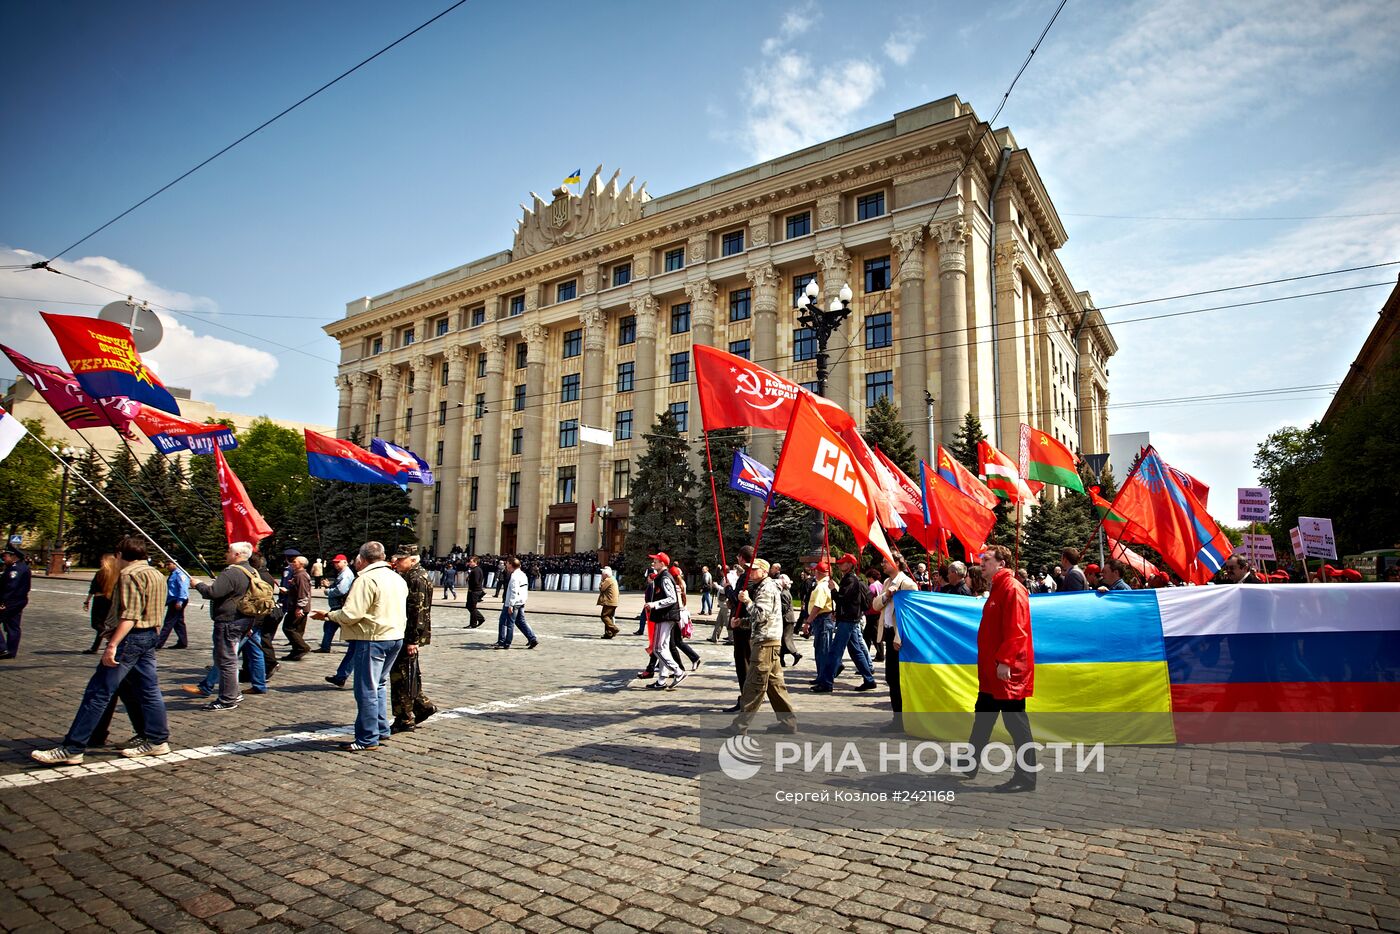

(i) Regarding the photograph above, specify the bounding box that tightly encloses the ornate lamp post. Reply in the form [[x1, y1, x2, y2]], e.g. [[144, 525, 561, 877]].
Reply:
[[49, 445, 78, 576], [795, 279, 854, 553]]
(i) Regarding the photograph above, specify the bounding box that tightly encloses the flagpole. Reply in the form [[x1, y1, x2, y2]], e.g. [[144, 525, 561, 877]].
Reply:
[[1014, 500, 1022, 569], [17, 421, 189, 574], [701, 430, 728, 573]]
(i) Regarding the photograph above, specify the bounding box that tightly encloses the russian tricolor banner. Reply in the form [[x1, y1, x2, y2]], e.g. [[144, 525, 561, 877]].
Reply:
[[895, 584, 1400, 745]]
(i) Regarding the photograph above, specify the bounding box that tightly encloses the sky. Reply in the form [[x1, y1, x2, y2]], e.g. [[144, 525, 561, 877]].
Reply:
[[3, 0, 1398, 511]]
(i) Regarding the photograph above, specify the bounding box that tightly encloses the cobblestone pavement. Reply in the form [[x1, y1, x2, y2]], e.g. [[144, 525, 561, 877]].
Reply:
[[1, 579, 1397, 933]]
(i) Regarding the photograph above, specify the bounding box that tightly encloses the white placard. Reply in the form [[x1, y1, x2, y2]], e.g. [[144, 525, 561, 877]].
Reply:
[[1237, 487, 1272, 522], [1297, 516, 1338, 560], [1233, 533, 1277, 563], [578, 424, 615, 447]]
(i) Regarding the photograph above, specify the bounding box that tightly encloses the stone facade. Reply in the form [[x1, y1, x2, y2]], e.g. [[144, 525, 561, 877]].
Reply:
[[324, 95, 1116, 557]]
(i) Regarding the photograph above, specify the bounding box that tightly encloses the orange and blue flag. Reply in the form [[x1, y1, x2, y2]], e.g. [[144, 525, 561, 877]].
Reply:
[[41, 312, 181, 414]]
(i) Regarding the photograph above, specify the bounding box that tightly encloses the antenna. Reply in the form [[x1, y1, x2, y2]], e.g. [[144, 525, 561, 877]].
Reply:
[[98, 298, 164, 352]]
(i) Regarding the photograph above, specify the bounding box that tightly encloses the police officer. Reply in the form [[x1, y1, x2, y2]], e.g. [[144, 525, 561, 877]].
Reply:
[[0, 545, 33, 659], [389, 545, 437, 733]]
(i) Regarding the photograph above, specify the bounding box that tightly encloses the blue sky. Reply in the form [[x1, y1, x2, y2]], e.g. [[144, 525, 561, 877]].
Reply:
[[3, 0, 1398, 505]]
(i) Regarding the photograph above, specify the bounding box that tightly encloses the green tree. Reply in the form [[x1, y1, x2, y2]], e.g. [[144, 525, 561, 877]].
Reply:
[[863, 395, 917, 477], [67, 449, 122, 565], [184, 450, 228, 567], [693, 428, 752, 570], [756, 493, 817, 575], [942, 412, 1019, 556], [226, 417, 312, 557], [621, 412, 697, 588], [0, 419, 60, 540]]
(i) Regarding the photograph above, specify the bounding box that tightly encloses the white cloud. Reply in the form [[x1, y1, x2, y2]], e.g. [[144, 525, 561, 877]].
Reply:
[[739, 5, 884, 162], [883, 27, 923, 67], [0, 246, 279, 399]]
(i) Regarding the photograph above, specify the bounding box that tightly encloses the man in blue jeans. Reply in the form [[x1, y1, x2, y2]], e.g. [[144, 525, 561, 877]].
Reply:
[[495, 555, 538, 649], [319, 554, 354, 652], [311, 541, 406, 751], [156, 558, 189, 649], [32, 536, 172, 765], [803, 560, 835, 687], [813, 553, 877, 693]]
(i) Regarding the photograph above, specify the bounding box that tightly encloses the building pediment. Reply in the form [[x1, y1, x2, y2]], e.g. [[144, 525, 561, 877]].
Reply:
[[512, 166, 649, 259]]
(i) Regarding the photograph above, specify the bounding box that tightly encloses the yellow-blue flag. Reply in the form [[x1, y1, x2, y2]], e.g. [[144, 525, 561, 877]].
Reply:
[[563, 168, 581, 185]]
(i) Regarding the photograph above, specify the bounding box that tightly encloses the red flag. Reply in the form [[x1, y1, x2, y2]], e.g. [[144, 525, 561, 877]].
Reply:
[[874, 447, 935, 551], [694, 344, 854, 433], [590, 500, 597, 524], [41, 312, 182, 414], [978, 440, 1042, 503], [771, 394, 891, 562], [214, 446, 272, 546], [838, 425, 905, 533], [1111, 446, 1231, 585], [936, 444, 998, 510], [1167, 465, 1210, 509], [1109, 539, 1159, 580], [1, 343, 139, 437], [920, 460, 998, 561]]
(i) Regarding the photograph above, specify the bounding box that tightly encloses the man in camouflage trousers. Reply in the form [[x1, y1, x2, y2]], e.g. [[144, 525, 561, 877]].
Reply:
[[389, 545, 438, 733]]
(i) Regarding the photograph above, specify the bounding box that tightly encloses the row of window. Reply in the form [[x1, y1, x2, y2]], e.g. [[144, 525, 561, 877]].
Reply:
[[435, 460, 633, 516]]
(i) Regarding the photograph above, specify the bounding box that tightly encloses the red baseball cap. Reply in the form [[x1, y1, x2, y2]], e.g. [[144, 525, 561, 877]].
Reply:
[[333, 554, 347, 562], [815, 560, 830, 573], [835, 553, 859, 567], [1085, 563, 1101, 574], [648, 552, 670, 566]]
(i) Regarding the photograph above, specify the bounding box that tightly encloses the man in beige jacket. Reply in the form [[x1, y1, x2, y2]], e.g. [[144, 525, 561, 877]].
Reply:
[[597, 567, 620, 639], [311, 541, 406, 751]]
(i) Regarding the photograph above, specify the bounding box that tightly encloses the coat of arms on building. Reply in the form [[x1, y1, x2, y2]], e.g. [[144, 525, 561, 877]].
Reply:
[[513, 166, 650, 258]]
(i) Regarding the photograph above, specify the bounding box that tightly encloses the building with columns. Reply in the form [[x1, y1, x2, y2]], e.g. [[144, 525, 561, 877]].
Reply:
[[324, 96, 1115, 558]]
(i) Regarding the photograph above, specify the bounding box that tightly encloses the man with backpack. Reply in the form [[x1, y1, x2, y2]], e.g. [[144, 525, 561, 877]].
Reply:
[[186, 542, 278, 711]]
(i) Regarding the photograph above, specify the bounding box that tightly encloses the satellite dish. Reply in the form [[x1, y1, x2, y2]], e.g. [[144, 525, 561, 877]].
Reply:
[[98, 299, 164, 353]]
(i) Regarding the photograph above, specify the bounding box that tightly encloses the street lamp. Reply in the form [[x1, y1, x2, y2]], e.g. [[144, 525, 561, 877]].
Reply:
[[50, 445, 78, 576], [796, 279, 854, 554], [796, 279, 854, 398]]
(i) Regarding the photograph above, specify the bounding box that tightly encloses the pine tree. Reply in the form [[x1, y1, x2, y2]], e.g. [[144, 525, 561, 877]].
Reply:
[[693, 427, 752, 570], [948, 412, 986, 473], [66, 449, 119, 565], [863, 395, 917, 476], [757, 494, 816, 576], [184, 452, 228, 568], [99, 444, 143, 542], [621, 412, 698, 588]]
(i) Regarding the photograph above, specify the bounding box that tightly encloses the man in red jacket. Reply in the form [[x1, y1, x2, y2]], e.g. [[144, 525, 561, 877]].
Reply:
[[957, 544, 1036, 792]]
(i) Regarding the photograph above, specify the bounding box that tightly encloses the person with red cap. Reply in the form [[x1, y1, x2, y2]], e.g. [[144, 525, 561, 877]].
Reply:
[[803, 558, 836, 689], [644, 552, 687, 689], [955, 544, 1036, 792], [319, 554, 355, 653], [813, 552, 877, 694]]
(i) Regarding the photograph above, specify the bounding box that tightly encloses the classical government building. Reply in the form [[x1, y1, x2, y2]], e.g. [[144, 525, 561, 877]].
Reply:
[[324, 96, 1116, 557]]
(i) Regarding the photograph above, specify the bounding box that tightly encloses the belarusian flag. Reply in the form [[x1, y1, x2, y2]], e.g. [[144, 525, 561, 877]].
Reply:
[[1020, 423, 1084, 493], [977, 440, 1042, 503]]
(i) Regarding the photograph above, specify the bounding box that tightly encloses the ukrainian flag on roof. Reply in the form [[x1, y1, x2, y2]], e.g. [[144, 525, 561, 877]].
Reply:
[[563, 168, 582, 185]]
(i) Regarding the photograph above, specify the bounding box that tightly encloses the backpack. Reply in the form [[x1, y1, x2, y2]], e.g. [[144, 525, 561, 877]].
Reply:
[[234, 565, 279, 618]]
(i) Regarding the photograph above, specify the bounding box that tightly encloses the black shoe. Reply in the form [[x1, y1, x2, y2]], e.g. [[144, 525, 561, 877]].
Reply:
[[173, 644, 189, 649], [415, 705, 437, 725], [854, 681, 878, 692], [81, 648, 98, 655], [285, 652, 307, 662], [810, 684, 832, 693], [632, 629, 645, 636], [994, 776, 1036, 793], [312, 648, 331, 654], [723, 703, 742, 713], [390, 719, 415, 734], [526, 642, 539, 650], [248, 687, 268, 695], [0, 652, 14, 660], [791, 654, 802, 666], [325, 675, 346, 688]]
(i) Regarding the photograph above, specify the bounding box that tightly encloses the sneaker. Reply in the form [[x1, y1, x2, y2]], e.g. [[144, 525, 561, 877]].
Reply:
[[645, 680, 669, 690], [180, 685, 211, 696], [324, 675, 346, 688], [121, 740, 171, 759], [30, 746, 83, 766], [202, 699, 240, 711], [342, 741, 380, 752], [668, 672, 688, 689], [115, 734, 146, 749]]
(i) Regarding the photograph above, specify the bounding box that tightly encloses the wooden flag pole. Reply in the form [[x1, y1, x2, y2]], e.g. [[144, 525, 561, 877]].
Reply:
[[701, 430, 728, 573]]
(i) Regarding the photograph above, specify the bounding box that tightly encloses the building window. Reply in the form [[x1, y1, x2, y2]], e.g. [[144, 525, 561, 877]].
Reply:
[[864, 256, 891, 293], [615, 409, 633, 441], [865, 312, 892, 349], [670, 351, 689, 384], [474, 392, 485, 418], [671, 302, 690, 334], [728, 339, 751, 360], [511, 427, 523, 455], [619, 315, 636, 345], [664, 247, 685, 272], [561, 373, 580, 402], [470, 306, 486, 327], [435, 439, 444, 466], [441, 363, 449, 386], [563, 329, 582, 358], [556, 466, 577, 504], [371, 337, 383, 355], [402, 327, 415, 347], [559, 418, 579, 448], [616, 361, 634, 392], [856, 191, 885, 220], [405, 405, 413, 429], [477, 354, 487, 379], [509, 472, 520, 508], [613, 459, 631, 499], [721, 229, 745, 256], [471, 434, 482, 461], [793, 328, 817, 362], [668, 401, 689, 433], [792, 272, 816, 307], [785, 212, 811, 239], [800, 380, 820, 393], [433, 482, 441, 515], [865, 370, 894, 408], [513, 384, 526, 412], [435, 317, 450, 337], [556, 280, 577, 303], [612, 263, 631, 287], [469, 477, 480, 511], [438, 401, 447, 426], [374, 415, 381, 436], [515, 342, 527, 369], [509, 295, 525, 317], [729, 288, 751, 322]]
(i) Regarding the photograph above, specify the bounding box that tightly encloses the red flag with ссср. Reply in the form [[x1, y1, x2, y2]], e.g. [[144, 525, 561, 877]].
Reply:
[[771, 393, 892, 562], [215, 446, 272, 546]]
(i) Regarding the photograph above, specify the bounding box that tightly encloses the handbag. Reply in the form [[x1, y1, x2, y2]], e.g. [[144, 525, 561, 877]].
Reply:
[[680, 609, 694, 639]]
